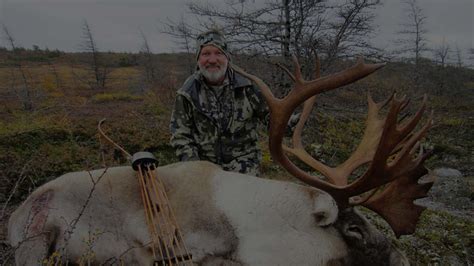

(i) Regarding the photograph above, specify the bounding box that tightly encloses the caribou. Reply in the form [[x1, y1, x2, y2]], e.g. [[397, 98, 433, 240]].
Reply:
[[8, 56, 433, 265]]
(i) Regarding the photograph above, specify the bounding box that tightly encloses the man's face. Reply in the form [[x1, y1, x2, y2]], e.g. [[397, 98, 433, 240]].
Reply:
[[197, 45, 228, 85]]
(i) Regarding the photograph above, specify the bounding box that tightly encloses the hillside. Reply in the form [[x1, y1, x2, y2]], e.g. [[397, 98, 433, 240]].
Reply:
[[0, 50, 473, 264]]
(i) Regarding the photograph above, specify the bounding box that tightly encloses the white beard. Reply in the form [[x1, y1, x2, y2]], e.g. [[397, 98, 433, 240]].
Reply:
[[198, 61, 228, 84]]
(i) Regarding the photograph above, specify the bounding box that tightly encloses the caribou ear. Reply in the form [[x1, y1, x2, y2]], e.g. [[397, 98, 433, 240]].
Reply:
[[312, 192, 338, 226]]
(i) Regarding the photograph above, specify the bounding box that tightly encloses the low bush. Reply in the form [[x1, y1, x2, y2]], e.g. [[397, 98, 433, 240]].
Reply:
[[91, 92, 143, 103]]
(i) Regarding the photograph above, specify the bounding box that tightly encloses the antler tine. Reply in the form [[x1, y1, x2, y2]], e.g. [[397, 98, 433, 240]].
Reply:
[[285, 92, 395, 187], [390, 96, 428, 158], [335, 94, 387, 172], [284, 58, 386, 112], [350, 115, 432, 208], [398, 94, 427, 138], [289, 53, 320, 150], [230, 63, 278, 111], [400, 97, 411, 112], [275, 54, 305, 83], [276, 62, 296, 82], [290, 96, 316, 149], [282, 53, 352, 186], [361, 156, 434, 238], [282, 54, 341, 183], [378, 91, 395, 109], [291, 54, 303, 85], [233, 57, 385, 194], [284, 54, 321, 151], [390, 113, 432, 171], [379, 95, 427, 160], [344, 98, 433, 199], [361, 135, 434, 238]]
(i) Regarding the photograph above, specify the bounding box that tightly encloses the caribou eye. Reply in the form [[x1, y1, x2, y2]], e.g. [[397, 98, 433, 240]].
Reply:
[[346, 224, 364, 240]]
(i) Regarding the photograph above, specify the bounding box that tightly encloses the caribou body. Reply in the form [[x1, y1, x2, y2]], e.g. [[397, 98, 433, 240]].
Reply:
[[8, 161, 408, 265]]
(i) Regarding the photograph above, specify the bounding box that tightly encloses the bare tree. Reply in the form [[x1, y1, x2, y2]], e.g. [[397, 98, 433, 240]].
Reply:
[[453, 44, 463, 68], [161, 16, 198, 75], [164, 0, 382, 69], [161, 0, 382, 98], [397, 0, 429, 67], [80, 20, 109, 91], [433, 37, 449, 67], [321, 0, 382, 69], [1, 24, 33, 110], [162, 16, 196, 55], [139, 30, 157, 88]]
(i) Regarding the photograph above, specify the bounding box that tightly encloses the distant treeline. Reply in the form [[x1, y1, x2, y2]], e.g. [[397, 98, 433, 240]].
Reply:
[[0, 46, 194, 68]]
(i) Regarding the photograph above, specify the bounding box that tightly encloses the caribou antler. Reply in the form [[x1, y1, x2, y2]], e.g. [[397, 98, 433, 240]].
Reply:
[[231, 55, 434, 237]]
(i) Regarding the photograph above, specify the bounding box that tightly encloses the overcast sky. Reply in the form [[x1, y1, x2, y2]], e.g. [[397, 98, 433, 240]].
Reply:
[[0, 0, 472, 61]]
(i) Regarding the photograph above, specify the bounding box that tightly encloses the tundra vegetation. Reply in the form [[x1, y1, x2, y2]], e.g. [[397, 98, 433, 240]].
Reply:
[[0, 28, 473, 266]]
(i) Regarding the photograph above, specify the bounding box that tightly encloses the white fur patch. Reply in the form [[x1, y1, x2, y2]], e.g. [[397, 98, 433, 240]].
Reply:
[[312, 192, 338, 226], [212, 171, 348, 265]]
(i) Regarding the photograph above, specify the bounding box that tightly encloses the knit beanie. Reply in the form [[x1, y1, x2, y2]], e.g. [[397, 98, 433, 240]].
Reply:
[[196, 29, 230, 60]]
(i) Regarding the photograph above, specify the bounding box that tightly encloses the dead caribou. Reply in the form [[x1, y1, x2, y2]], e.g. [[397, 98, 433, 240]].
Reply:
[[8, 57, 433, 265]]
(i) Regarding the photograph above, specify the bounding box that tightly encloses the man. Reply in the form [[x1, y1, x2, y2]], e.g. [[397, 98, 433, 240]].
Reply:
[[170, 29, 267, 176]]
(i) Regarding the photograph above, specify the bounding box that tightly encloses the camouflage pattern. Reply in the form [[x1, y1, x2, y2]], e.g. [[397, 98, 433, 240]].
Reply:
[[195, 29, 230, 60], [170, 70, 268, 176]]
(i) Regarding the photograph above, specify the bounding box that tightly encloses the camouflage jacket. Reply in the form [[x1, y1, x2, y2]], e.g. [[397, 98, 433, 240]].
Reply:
[[170, 70, 267, 176]]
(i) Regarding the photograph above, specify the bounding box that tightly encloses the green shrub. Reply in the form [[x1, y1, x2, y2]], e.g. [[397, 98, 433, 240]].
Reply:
[[305, 113, 365, 165], [91, 92, 143, 103]]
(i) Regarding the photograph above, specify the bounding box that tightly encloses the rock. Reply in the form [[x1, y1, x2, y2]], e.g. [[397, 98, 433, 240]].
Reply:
[[429, 168, 471, 202], [432, 168, 463, 178], [417, 168, 473, 219]]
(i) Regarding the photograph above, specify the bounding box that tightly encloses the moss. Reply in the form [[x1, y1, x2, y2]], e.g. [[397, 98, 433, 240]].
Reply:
[[403, 210, 472, 264]]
